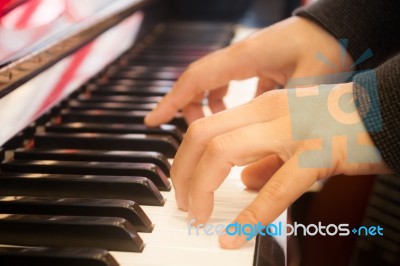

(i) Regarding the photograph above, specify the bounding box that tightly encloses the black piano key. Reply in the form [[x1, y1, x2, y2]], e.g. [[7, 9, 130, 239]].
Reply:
[[143, 43, 218, 53], [87, 85, 170, 97], [96, 77, 175, 87], [14, 148, 171, 176], [0, 173, 164, 206], [163, 21, 234, 30], [1, 160, 171, 191], [0, 197, 153, 232], [68, 100, 158, 111], [113, 60, 188, 68], [120, 54, 199, 64], [2, 132, 25, 149], [111, 66, 184, 74], [0, 215, 144, 252], [76, 95, 163, 104], [45, 122, 183, 143], [106, 71, 180, 81], [133, 50, 207, 58], [0, 247, 119, 266], [106, 67, 181, 80], [59, 109, 188, 131], [34, 132, 179, 158]]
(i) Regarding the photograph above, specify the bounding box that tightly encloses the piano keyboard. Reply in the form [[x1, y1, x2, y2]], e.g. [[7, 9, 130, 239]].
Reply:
[[0, 21, 285, 266]]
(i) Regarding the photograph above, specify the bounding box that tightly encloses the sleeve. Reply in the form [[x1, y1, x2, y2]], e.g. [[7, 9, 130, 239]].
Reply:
[[353, 53, 400, 174], [294, 0, 400, 70]]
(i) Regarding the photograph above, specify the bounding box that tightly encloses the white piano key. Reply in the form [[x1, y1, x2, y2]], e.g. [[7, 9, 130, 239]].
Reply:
[[139, 230, 256, 251], [111, 245, 254, 266]]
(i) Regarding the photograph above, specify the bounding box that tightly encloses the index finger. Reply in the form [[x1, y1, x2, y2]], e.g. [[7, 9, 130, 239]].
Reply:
[[186, 119, 291, 224], [144, 43, 260, 127]]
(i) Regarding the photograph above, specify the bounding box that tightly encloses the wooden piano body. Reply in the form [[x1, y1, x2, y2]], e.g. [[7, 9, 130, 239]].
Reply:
[[0, 0, 286, 265]]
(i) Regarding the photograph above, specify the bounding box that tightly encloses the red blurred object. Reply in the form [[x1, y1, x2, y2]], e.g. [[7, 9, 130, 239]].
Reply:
[[0, 0, 27, 17]]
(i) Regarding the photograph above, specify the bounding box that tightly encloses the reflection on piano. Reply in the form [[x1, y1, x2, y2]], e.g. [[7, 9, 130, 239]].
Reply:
[[0, 0, 286, 265]]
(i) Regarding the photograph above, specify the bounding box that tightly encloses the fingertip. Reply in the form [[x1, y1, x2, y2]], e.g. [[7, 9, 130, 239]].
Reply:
[[177, 200, 188, 212], [144, 112, 157, 127], [144, 110, 166, 127]]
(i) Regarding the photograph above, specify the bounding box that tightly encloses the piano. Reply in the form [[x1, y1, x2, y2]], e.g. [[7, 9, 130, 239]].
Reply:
[[0, 0, 286, 265]]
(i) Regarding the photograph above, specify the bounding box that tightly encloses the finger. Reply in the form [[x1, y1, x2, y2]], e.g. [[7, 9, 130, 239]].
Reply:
[[171, 92, 289, 210], [144, 43, 260, 127], [186, 118, 291, 225], [208, 85, 228, 114], [219, 154, 319, 249], [241, 155, 283, 190], [255, 76, 279, 97], [182, 91, 205, 124]]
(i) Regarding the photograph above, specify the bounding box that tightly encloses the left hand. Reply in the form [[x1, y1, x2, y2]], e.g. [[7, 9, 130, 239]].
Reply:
[[171, 82, 391, 249]]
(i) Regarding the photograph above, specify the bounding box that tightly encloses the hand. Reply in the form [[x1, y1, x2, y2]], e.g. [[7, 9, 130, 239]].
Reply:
[[144, 16, 354, 126], [171, 82, 391, 249]]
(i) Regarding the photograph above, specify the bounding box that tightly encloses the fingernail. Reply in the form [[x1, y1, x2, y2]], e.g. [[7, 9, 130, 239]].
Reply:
[[178, 206, 188, 212], [219, 234, 246, 249]]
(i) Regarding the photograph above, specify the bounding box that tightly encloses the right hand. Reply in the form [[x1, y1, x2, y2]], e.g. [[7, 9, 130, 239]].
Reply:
[[144, 16, 354, 127]]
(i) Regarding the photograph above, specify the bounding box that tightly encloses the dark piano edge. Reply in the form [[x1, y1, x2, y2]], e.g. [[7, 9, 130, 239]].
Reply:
[[253, 233, 286, 266]]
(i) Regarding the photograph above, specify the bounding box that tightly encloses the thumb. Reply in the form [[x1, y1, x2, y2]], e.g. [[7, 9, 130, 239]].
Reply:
[[219, 155, 319, 249]]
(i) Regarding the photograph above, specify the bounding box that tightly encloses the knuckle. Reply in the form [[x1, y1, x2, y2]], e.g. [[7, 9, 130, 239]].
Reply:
[[237, 208, 261, 225], [261, 89, 286, 101], [261, 179, 288, 203], [252, 89, 288, 114], [206, 135, 232, 157], [185, 117, 209, 142]]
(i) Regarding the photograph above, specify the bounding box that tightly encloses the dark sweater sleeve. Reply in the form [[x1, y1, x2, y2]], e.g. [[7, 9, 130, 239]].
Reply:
[[294, 0, 400, 70], [352, 54, 400, 174], [295, 0, 400, 173]]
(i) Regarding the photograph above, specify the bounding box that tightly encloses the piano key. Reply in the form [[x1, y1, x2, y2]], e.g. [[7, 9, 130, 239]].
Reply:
[[14, 148, 171, 176], [122, 54, 200, 64], [59, 109, 188, 131], [0, 173, 165, 206], [105, 69, 181, 81], [143, 43, 219, 53], [1, 160, 171, 191], [132, 50, 208, 58], [163, 21, 234, 31], [76, 95, 163, 104], [112, 246, 252, 266], [95, 79, 175, 90], [110, 65, 184, 73], [45, 122, 183, 143], [107, 71, 179, 81], [0, 197, 153, 233], [0, 247, 119, 266], [68, 101, 158, 111], [60, 110, 188, 131], [113, 60, 188, 68], [34, 132, 179, 158], [2, 132, 26, 150], [0, 215, 144, 252], [87, 85, 170, 97]]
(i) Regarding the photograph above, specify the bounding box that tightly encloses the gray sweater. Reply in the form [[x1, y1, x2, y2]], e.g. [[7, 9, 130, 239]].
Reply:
[[295, 0, 400, 174]]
